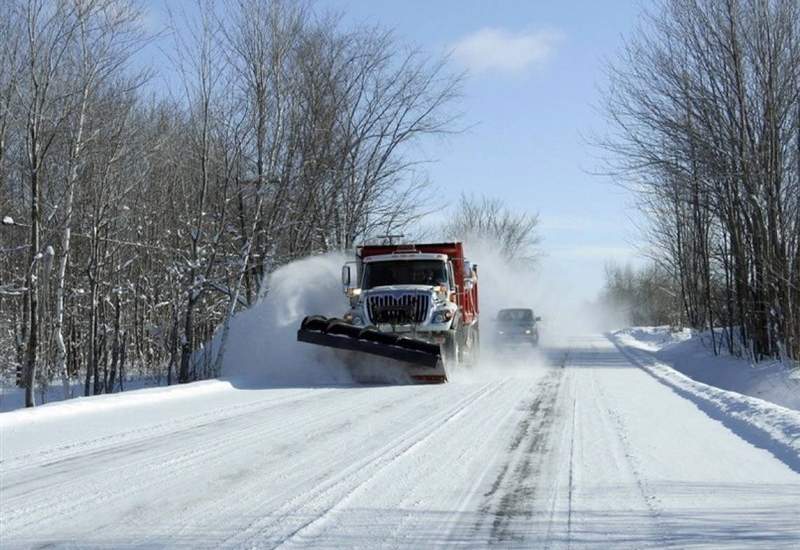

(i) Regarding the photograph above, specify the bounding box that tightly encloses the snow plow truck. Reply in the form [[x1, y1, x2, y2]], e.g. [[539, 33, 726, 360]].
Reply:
[[297, 242, 480, 383]]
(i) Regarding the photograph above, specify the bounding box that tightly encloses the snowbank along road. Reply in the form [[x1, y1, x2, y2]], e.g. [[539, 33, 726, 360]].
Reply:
[[2, 334, 799, 548]]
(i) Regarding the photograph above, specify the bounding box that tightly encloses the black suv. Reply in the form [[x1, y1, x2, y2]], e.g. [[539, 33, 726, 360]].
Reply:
[[496, 308, 541, 346]]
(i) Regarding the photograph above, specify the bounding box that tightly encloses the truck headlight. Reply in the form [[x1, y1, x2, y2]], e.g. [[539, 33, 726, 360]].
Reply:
[[525, 329, 532, 334], [432, 310, 453, 324], [344, 313, 363, 325]]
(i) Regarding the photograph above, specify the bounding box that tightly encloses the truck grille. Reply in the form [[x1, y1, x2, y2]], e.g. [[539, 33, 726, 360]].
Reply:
[[367, 293, 430, 325]]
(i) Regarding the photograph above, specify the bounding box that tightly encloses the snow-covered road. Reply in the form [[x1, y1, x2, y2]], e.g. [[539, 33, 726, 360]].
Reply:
[[2, 335, 799, 548]]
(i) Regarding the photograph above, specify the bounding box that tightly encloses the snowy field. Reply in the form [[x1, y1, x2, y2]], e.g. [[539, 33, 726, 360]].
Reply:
[[2, 334, 800, 548]]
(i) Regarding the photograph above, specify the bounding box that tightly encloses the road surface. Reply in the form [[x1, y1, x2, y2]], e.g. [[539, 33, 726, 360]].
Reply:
[[2, 335, 799, 548]]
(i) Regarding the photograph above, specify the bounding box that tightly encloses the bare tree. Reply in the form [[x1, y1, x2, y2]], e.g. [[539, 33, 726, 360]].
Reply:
[[53, 0, 147, 399], [443, 193, 540, 265], [17, 0, 83, 406], [600, 0, 800, 360], [0, 0, 463, 400]]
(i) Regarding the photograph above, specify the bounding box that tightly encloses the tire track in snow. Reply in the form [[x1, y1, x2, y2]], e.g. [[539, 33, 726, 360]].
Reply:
[[387, 381, 535, 549], [591, 368, 668, 547], [220, 381, 506, 549], [566, 395, 577, 548], [568, 341, 667, 547], [1, 387, 417, 538], [473, 366, 565, 545], [278, 376, 544, 550], [232, 381, 505, 548], [156, 382, 481, 546]]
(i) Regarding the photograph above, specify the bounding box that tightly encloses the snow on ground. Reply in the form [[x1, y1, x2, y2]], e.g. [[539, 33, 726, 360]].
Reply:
[[611, 327, 800, 473], [614, 327, 800, 411], [2, 335, 799, 548], [3, 255, 800, 547], [0, 378, 167, 413]]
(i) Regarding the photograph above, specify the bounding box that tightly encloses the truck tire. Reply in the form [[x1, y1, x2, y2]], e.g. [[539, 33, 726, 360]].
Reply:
[[443, 331, 459, 366], [468, 322, 480, 367], [461, 322, 479, 368]]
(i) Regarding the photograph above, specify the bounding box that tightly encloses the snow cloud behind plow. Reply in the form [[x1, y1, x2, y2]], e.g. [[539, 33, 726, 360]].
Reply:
[[450, 238, 564, 377], [215, 237, 627, 387], [218, 253, 354, 387], [459, 238, 605, 347]]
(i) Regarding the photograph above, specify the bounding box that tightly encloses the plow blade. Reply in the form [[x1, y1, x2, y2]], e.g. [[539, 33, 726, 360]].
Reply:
[[296, 316, 446, 382]]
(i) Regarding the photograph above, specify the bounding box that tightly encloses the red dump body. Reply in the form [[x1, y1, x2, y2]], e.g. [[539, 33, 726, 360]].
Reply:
[[357, 242, 479, 325]]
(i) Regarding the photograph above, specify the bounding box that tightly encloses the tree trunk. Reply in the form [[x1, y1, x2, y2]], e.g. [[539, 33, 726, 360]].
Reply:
[[178, 293, 194, 384]]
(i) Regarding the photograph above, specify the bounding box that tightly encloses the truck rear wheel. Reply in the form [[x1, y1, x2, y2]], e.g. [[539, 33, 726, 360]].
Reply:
[[461, 322, 480, 368], [469, 323, 480, 367]]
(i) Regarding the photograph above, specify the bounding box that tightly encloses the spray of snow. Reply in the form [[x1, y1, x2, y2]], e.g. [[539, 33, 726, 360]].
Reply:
[[219, 252, 354, 387], [441, 238, 550, 380], [469, 238, 628, 339], [446, 237, 628, 380], [217, 238, 627, 387]]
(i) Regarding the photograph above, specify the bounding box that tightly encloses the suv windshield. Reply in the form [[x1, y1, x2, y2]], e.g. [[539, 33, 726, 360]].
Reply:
[[498, 309, 534, 323], [362, 260, 448, 289]]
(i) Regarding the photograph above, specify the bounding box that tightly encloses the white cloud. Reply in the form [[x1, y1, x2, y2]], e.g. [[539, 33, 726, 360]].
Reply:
[[451, 27, 563, 74]]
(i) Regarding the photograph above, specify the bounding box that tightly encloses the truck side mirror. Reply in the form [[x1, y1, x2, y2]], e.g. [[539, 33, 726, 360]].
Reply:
[[535, 316, 542, 322], [342, 265, 351, 287]]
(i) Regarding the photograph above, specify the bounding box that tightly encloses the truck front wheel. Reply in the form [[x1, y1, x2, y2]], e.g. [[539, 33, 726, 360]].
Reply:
[[443, 331, 460, 366]]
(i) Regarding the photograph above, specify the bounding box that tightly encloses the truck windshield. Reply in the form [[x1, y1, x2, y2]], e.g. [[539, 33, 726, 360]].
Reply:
[[362, 260, 448, 289]]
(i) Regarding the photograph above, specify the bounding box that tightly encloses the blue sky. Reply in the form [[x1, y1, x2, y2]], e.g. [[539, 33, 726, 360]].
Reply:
[[320, 0, 646, 302], [142, 0, 646, 302]]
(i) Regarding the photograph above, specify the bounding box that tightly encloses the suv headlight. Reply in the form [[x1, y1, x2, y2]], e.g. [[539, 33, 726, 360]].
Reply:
[[431, 309, 453, 324]]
